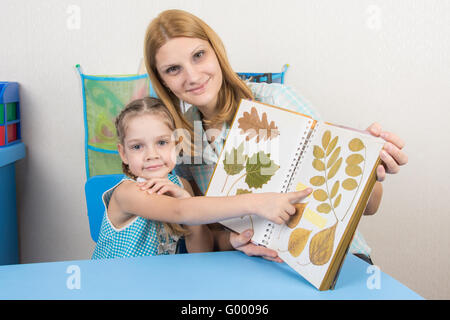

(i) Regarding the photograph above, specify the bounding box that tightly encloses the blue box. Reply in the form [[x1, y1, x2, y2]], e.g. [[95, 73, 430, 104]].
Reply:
[[0, 108, 25, 264], [0, 82, 21, 147]]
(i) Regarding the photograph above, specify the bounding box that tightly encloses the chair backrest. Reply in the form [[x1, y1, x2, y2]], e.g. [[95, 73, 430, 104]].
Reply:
[[85, 174, 124, 242]]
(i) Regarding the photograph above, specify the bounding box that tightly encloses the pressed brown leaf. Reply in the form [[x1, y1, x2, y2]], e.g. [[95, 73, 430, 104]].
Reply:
[[330, 181, 340, 199], [322, 131, 331, 150], [342, 178, 358, 190], [327, 157, 343, 180], [349, 138, 365, 152], [326, 136, 338, 156], [288, 228, 312, 257], [345, 165, 362, 177], [238, 107, 280, 143], [333, 194, 342, 208], [287, 203, 308, 229], [309, 223, 337, 265], [317, 203, 331, 213], [313, 146, 325, 159], [310, 176, 325, 186], [327, 146, 341, 169], [346, 154, 364, 165], [313, 189, 328, 202], [312, 159, 325, 171]]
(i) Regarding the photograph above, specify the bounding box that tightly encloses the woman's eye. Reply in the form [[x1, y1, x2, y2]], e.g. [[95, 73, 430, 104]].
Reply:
[[194, 50, 205, 59], [166, 66, 179, 74]]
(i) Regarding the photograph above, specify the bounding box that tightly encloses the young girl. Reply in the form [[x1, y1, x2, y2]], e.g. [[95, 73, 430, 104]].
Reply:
[[92, 97, 312, 259], [142, 9, 408, 263]]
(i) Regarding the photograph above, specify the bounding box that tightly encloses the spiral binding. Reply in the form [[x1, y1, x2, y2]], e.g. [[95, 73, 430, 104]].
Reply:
[[259, 120, 317, 246]]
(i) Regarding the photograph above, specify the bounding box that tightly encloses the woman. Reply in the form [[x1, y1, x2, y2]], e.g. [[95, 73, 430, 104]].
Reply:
[[143, 9, 408, 263]]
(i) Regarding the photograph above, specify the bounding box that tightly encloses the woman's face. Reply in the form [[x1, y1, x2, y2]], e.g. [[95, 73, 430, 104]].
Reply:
[[155, 37, 223, 117]]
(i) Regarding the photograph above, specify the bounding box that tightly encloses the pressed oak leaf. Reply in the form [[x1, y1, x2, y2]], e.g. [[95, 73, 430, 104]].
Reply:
[[238, 107, 280, 143]]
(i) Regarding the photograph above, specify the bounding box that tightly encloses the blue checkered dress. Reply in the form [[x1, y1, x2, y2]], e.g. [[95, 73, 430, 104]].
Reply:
[[92, 174, 182, 260], [173, 82, 372, 257]]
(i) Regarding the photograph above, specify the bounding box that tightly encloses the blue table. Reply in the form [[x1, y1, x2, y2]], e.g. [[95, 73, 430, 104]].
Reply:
[[0, 251, 422, 300]]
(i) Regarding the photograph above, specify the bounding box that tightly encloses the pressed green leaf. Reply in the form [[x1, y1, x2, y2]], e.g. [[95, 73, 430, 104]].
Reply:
[[245, 151, 280, 189], [327, 157, 342, 180], [223, 142, 246, 175], [236, 188, 252, 195], [310, 176, 325, 186]]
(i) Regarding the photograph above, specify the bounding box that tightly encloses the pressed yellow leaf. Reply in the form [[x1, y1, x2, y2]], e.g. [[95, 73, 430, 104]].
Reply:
[[345, 165, 362, 177], [313, 146, 325, 159], [287, 203, 308, 229], [309, 223, 337, 265], [346, 154, 364, 165], [313, 189, 328, 202], [288, 228, 312, 257], [333, 194, 342, 208], [322, 131, 331, 150], [312, 159, 325, 171], [342, 178, 358, 190], [317, 203, 331, 213], [326, 136, 338, 156], [327, 146, 341, 169], [349, 138, 365, 152], [327, 157, 342, 180], [310, 176, 325, 186], [330, 180, 340, 199]]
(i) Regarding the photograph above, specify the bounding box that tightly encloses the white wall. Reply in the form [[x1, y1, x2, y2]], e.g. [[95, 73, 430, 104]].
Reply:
[[1, 0, 449, 299]]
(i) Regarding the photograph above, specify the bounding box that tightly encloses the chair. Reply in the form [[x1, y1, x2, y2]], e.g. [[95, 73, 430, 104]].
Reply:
[[85, 174, 124, 242]]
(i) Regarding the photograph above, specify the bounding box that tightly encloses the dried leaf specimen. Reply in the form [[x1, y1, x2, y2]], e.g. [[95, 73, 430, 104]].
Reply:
[[309, 223, 337, 265], [311, 130, 343, 218], [245, 151, 280, 189], [288, 228, 312, 257], [287, 203, 308, 229], [238, 106, 280, 143], [223, 142, 247, 175]]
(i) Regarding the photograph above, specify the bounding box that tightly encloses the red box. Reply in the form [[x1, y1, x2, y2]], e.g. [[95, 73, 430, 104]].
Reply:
[[0, 124, 17, 146]]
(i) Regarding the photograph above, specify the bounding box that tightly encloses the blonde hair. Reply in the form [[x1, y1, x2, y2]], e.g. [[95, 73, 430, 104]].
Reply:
[[144, 9, 254, 144], [115, 96, 190, 237]]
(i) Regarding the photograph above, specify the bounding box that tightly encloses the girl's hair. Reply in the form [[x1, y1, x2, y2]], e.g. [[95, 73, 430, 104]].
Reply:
[[115, 96, 190, 237], [144, 9, 254, 150]]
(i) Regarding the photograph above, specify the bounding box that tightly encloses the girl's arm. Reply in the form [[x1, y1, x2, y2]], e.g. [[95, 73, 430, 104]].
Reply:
[[179, 177, 214, 253], [112, 180, 311, 226]]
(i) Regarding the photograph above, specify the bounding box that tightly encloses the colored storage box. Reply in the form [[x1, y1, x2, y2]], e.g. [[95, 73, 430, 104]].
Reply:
[[0, 82, 21, 147]]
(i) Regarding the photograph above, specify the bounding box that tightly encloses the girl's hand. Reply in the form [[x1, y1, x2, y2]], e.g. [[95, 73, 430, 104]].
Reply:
[[252, 189, 312, 225], [367, 123, 408, 182], [137, 178, 191, 199]]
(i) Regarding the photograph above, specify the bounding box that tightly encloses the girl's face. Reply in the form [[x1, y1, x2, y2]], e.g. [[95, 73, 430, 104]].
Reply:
[[118, 113, 177, 180], [155, 37, 223, 117]]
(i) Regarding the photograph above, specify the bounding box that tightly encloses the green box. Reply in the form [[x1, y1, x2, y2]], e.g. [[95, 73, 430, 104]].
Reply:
[[0, 103, 17, 124]]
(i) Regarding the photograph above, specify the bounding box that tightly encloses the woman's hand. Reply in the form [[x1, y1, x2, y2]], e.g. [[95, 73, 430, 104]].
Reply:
[[229, 229, 283, 263], [137, 178, 191, 199], [367, 122, 408, 181]]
